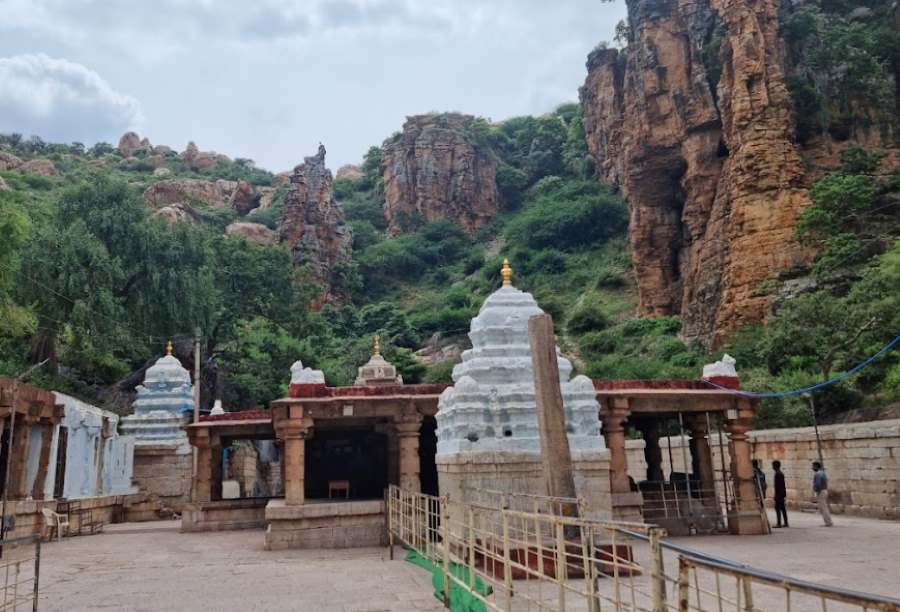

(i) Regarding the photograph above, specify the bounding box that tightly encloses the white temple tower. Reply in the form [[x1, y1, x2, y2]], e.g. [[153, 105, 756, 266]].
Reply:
[[435, 260, 611, 517]]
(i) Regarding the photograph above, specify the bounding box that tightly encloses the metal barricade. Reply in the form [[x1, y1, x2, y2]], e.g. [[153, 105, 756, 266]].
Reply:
[[0, 536, 40, 612]]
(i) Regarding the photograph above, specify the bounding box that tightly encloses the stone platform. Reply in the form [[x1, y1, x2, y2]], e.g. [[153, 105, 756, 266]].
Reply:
[[181, 498, 269, 532], [264, 499, 387, 550]]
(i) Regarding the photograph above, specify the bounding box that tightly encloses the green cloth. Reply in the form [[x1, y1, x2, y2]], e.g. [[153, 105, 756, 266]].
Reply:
[[404, 549, 493, 612]]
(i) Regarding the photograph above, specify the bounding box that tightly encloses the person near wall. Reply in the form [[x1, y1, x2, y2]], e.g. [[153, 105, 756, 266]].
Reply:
[[812, 461, 833, 527], [772, 460, 788, 528], [752, 459, 767, 503]]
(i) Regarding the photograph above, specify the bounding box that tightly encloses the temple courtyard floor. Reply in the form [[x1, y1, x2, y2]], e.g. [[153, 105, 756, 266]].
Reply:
[[37, 510, 899, 611]]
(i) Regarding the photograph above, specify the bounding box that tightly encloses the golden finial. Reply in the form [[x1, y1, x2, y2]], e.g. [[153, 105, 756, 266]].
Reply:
[[373, 334, 381, 357], [165, 340, 173, 356], [501, 257, 513, 286]]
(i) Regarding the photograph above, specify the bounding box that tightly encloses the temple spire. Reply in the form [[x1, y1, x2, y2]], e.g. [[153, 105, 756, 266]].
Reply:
[[373, 334, 381, 357], [165, 339, 173, 356], [501, 257, 513, 286]]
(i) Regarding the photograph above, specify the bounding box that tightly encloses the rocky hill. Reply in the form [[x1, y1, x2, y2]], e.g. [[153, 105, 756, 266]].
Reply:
[[580, 0, 899, 345]]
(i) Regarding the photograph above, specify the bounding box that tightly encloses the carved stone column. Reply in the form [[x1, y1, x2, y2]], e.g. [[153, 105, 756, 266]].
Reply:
[[601, 397, 642, 520], [32, 423, 56, 500], [634, 419, 664, 483], [685, 415, 716, 505], [192, 429, 213, 503], [725, 399, 766, 535], [278, 410, 313, 506], [9, 415, 35, 499], [395, 409, 423, 493]]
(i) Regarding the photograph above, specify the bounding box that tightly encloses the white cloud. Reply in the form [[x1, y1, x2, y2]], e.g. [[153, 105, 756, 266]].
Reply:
[[0, 54, 144, 144]]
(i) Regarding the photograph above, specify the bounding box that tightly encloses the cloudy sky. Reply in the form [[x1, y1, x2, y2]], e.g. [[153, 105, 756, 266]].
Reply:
[[0, 0, 625, 171]]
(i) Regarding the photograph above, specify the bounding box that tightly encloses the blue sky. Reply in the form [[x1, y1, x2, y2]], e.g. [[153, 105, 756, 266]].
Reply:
[[0, 0, 626, 171]]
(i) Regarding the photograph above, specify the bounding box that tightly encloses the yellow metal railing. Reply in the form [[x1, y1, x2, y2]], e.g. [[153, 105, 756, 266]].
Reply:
[[387, 485, 900, 612]]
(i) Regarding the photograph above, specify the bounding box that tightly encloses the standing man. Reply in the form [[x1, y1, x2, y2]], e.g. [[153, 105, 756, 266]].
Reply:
[[772, 460, 788, 528], [752, 459, 767, 502], [812, 461, 833, 526]]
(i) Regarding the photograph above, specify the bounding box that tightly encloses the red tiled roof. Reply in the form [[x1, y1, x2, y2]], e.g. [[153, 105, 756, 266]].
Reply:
[[288, 383, 450, 399], [592, 377, 741, 391], [200, 409, 272, 423]]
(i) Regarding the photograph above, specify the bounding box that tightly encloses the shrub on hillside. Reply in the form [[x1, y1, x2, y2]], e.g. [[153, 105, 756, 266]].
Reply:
[[567, 300, 610, 335]]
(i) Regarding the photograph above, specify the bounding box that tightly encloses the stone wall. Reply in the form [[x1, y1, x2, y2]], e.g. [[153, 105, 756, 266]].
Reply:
[[132, 445, 193, 512], [8, 494, 145, 538], [624, 420, 900, 520]]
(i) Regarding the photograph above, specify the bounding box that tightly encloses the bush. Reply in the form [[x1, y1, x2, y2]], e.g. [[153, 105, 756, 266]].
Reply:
[[567, 300, 610, 335], [423, 361, 456, 384]]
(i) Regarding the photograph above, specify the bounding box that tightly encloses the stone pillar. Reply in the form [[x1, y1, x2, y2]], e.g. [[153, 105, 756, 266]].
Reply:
[[601, 397, 642, 520], [281, 414, 313, 506], [395, 412, 423, 493], [9, 416, 34, 499], [210, 438, 223, 501], [635, 419, 664, 483], [193, 430, 213, 503], [31, 423, 55, 500], [725, 399, 766, 535], [685, 415, 716, 505]]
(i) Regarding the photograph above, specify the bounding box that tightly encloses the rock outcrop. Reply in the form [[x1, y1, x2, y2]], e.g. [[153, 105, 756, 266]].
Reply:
[[19, 159, 58, 176], [0, 152, 23, 171], [579, 1, 811, 344], [0, 176, 9, 191], [336, 164, 364, 181], [118, 131, 143, 157], [225, 222, 278, 245], [279, 146, 352, 305], [155, 204, 198, 225], [180, 141, 228, 171], [144, 179, 225, 209], [382, 114, 498, 235], [228, 180, 260, 215]]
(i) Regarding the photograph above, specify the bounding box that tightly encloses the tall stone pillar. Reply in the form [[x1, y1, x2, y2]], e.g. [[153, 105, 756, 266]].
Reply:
[[193, 431, 213, 503], [601, 398, 642, 520], [685, 415, 716, 505], [9, 416, 34, 498], [210, 438, 223, 501], [725, 399, 766, 535], [635, 419, 664, 483], [281, 415, 313, 506], [31, 423, 56, 500], [395, 413, 422, 493]]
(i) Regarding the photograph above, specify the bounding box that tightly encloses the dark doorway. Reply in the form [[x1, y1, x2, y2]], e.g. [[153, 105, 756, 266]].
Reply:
[[0, 423, 8, 497], [54, 426, 68, 499], [419, 416, 438, 496], [305, 429, 388, 500]]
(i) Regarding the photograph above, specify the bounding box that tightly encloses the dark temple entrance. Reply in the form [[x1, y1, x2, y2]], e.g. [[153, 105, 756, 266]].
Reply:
[[305, 428, 388, 500]]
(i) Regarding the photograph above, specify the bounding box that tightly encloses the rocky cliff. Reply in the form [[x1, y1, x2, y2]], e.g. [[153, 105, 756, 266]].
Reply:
[[580, 0, 899, 345], [279, 146, 353, 306], [382, 114, 498, 235]]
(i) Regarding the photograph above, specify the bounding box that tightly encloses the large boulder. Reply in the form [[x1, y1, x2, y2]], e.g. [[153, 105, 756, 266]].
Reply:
[[256, 187, 276, 211], [229, 180, 260, 215], [19, 159, 58, 176], [143, 178, 225, 209], [0, 152, 23, 171], [336, 164, 364, 181], [225, 222, 278, 245], [271, 172, 291, 187], [155, 204, 199, 225], [153, 145, 173, 156], [0, 176, 10, 191], [118, 132, 143, 157], [153, 167, 172, 177]]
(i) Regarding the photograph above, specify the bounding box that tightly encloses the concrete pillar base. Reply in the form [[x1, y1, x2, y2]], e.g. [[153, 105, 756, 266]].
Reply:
[[727, 512, 768, 535]]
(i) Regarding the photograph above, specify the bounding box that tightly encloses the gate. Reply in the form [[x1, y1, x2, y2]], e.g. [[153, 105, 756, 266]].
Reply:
[[0, 535, 40, 611]]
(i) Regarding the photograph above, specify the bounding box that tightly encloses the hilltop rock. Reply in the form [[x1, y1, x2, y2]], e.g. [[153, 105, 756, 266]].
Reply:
[[118, 131, 143, 157], [155, 203, 198, 225], [257, 187, 276, 210], [153, 145, 173, 156], [144, 178, 225, 209], [279, 146, 353, 305], [0, 176, 9, 191], [0, 152, 23, 171], [382, 113, 498, 235], [272, 172, 291, 187], [145, 154, 164, 168], [226, 222, 277, 245], [180, 141, 227, 171], [229, 180, 260, 215], [336, 164, 364, 181], [19, 159, 58, 176]]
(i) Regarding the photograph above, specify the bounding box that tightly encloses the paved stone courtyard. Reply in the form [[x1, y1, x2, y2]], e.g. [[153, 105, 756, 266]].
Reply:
[[37, 510, 899, 611]]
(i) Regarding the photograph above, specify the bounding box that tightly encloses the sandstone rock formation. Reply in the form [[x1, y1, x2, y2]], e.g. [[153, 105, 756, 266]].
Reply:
[[580, 0, 808, 345], [225, 222, 277, 245], [155, 204, 198, 225], [279, 146, 352, 305], [271, 172, 291, 187], [144, 179, 225, 209], [0, 152, 22, 171], [382, 114, 498, 235], [336, 164, 364, 181], [228, 180, 260, 215], [0, 176, 9, 191], [180, 141, 228, 171], [19, 159, 58, 176], [118, 131, 143, 157]]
